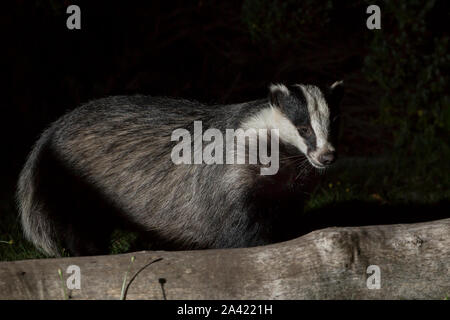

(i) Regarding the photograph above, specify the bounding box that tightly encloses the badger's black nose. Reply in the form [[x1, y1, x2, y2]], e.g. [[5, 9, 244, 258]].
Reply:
[[319, 151, 336, 165]]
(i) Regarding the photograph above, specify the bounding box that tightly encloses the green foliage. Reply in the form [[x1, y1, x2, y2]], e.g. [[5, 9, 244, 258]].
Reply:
[[363, 0, 450, 193], [364, 1, 449, 154], [242, 0, 333, 45], [110, 230, 139, 255]]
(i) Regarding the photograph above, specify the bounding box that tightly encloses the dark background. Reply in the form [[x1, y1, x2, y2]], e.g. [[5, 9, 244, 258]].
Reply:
[[1, 0, 448, 259]]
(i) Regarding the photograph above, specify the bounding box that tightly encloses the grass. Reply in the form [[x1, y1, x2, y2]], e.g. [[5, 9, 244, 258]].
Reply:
[[120, 256, 136, 300], [1, 152, 448, 262], [0, 193, 48, 261], [58, 268, 68, 300]]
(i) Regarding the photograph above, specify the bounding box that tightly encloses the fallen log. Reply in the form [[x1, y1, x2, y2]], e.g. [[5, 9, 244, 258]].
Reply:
[[0, 218, 449, 300]]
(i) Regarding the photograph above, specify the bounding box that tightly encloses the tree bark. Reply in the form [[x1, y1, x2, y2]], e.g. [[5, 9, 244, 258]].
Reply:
[[0, 218, 449, 300]]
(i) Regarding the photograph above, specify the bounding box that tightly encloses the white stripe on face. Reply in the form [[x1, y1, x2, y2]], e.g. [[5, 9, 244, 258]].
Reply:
[[241, 106, 308, 155], [297, 85, 330, 151]]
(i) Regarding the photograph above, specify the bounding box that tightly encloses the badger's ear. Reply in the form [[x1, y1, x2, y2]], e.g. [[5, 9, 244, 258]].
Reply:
[[328, 80, 344, 107], [269, 84, 290, 108]]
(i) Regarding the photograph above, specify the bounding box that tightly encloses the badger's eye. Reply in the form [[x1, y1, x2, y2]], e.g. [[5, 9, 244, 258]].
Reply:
[[298, 126, 312, 136]]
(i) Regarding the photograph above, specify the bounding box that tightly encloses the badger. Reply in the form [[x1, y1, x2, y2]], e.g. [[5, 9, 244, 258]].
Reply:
[[17, 81, 343, 256]]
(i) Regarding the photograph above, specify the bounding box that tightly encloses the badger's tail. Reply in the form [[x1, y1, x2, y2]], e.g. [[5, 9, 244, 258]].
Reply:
[[16, 127, 60, 256]]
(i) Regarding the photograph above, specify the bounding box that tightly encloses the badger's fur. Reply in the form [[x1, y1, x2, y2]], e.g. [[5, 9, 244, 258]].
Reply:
[[17, 82, 343, 256]]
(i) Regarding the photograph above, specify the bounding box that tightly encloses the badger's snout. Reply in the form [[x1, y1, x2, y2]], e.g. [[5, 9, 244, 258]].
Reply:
[[318, 150, 336, 165], [307, 145, 336, 169]]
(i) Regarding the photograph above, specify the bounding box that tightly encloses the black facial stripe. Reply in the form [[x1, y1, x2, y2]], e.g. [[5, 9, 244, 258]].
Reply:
[[288, 85, 309, 126], [302, 129, 317, 152], [288, 85, 317, 152]]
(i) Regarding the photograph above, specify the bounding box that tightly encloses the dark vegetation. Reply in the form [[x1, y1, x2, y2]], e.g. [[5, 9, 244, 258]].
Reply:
[[1, 0, 448, 260]]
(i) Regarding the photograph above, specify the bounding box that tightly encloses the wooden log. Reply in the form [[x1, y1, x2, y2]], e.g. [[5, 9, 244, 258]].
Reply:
[[0, 218, 449, 300]]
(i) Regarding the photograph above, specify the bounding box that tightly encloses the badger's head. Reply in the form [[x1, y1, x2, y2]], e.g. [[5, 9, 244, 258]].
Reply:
[[268, 82, 343, 169], [242, 82, 343, 171]]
